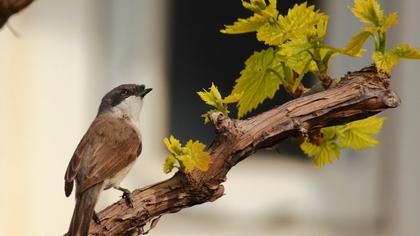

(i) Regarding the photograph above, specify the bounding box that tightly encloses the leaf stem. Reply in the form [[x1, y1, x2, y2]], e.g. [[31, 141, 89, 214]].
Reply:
[[378, 32, 387, 52]]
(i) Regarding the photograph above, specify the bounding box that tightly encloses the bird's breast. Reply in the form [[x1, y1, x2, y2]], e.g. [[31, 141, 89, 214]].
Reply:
[[103, 160, 137, 190]]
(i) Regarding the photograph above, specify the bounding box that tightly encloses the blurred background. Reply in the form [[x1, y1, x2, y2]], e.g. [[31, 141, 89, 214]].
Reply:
[[0, 0, 419, 235]]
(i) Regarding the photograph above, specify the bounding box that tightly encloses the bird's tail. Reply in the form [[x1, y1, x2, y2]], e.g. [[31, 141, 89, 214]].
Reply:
[[67, 183, 102, 236]]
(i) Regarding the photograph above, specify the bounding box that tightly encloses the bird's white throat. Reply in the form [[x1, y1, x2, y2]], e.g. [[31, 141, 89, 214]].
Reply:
[[111, 95, 143, 134]]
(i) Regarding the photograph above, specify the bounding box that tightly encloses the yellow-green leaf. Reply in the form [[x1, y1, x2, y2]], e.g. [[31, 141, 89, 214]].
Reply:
[[222, 92, 243, 104], [197, 83, 223, 110], [279, 36, 314, 74], [221, 0, 278, 34], [279, 2, 324, 38], [198, 83, 240, 123], [178, 140, 212, 173], [232, 48, 283, 118], [242, 0, 267, 13], [313, 15, 329, 41], [197, 90, 218, 108], [209, 83, 222, 100], [257, 2, 328, 46], [256, 22, 285, 46], [163, 135, 183, 155], [221, 14, 267, 34], [300, 138, 341, 167], [281, 36, 313, 57], [197, 83, 224, 110], [287, 51, 313, 75], [350, 0, 384, 26], [392, 44, 420, 59], [381, 12, 399, 31], [372, 51, 399, 73], [342, 31, 370, 57], [163, 155, 177, 173], [163, 136, 212, 173], [337, 116, 385, 150]]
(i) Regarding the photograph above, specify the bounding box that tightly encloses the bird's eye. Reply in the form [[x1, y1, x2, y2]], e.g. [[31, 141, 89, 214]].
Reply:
[[121, 89, 129, 96]]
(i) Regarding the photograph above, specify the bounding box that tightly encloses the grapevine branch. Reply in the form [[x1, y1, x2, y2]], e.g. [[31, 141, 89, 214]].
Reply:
[[87, 66, 400, 235]]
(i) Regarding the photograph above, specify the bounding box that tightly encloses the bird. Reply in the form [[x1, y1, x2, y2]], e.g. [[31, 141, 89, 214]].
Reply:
[[64, 84, 152, 236]]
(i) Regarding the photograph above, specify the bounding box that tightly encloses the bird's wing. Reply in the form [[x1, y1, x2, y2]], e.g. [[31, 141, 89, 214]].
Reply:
[[65, 125, 91, 196], [64, 114, 141, 196]]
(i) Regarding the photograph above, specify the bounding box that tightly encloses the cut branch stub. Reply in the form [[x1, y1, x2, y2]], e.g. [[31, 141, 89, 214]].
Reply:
[[87, 66, 400, 235]]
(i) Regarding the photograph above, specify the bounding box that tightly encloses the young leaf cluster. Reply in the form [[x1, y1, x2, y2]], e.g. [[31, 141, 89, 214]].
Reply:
[[216, 0, 419, 167], [169, 0, 418, 172], [197, 83, 242, 123], [300, 116, 385, 167], [163, 135, 212, 174], [222, 0, 344, 117], [345, 0, 420, 73]]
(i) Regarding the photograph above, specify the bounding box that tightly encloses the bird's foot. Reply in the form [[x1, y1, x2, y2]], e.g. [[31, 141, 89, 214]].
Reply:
[[115, 186, 134, 208], [93, 211, 101, 225], [122, 191, 134, 208]]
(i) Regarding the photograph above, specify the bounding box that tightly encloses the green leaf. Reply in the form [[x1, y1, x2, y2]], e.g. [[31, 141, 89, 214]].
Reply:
[[163, 135, 183, 155], [392, 44, 420, 59], [163, 155, 177, 173], [279, 36, 314, 74], [221, 0, 278, 34], [336, 116, 385, 150], [300, 117, 385, 166], [232, 48, 283, 118], [342, 31, 371, 57], [313, 15, 329, 40], [256, 22, 285, 46], [178, 140, 212, 173], [242, 0, 267, 13], [257, 2, 328, 46], [381, 12, 399, 31], [372, 51, 399, 73], [221, 14, 267, 34], [279, 2, 327, 39], [197, 83, 220, 107], [291, 58, 311, 91], [350, 0, 384, 26], [300, 135, 341, 167], [197, 83, 241, 123], [163, 136, 212, 173], [222, 92, 243, 104], [280, 35, 313, 57]]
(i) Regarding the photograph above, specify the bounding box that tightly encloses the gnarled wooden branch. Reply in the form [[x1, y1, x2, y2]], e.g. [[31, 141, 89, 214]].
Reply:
[[88, 66, 400, 235]]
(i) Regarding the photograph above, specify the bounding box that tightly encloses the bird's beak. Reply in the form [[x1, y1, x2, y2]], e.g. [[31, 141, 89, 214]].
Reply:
[[140, 88, 152, 97]]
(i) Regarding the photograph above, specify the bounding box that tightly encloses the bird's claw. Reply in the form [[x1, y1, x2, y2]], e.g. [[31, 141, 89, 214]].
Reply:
[[93, 211, 101, 225], [122, 191, 134, 208]]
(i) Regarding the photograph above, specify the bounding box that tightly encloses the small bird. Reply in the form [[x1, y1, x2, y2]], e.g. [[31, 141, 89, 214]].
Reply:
[[64, 84, 152, 236]]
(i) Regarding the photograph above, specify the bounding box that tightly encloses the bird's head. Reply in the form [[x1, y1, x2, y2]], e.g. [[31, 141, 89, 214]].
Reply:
[[98, 84, 152, 118]]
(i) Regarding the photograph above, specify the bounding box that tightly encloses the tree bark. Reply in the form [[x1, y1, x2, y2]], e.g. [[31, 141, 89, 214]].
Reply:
[[86, 66, 400, 235]]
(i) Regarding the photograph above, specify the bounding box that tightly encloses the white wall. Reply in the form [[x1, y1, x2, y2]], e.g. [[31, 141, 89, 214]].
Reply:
[[391, 1, 420, 235], [0, 1, 168, 235]]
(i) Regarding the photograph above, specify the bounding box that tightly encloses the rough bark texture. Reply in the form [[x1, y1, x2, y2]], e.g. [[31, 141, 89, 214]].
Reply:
[[0, 0, 33, 28], [87, 66, 400, 235]]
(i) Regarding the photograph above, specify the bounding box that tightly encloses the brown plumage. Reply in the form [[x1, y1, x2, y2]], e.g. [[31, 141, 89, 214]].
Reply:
[[64, 84, 151, 236]]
